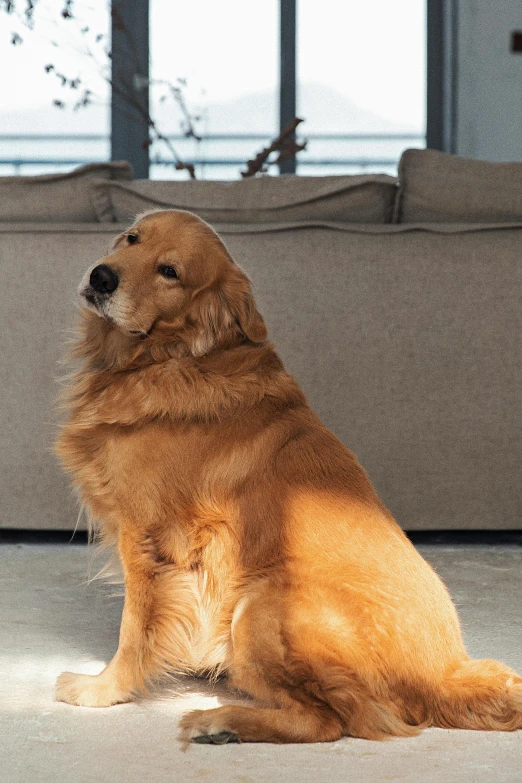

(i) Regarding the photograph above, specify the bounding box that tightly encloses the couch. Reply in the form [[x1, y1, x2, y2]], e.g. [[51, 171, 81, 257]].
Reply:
[[1, 149, 520, 531]]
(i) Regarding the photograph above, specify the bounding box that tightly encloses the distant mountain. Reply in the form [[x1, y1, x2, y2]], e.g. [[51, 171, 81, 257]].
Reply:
[[187, 83, 410, 135], [297, 83, 410, 134], [0, 83, 419, 137]]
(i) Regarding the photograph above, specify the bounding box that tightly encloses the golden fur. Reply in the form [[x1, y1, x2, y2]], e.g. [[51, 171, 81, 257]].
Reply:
[[55, 209, 522, 743]]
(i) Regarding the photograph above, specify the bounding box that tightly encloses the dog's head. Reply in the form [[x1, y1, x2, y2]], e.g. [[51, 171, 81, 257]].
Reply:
[[79, 209, 267, 356]]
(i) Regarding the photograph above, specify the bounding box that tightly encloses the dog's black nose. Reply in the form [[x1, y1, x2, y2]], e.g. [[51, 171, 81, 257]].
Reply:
[[89, 264, 119, 295]]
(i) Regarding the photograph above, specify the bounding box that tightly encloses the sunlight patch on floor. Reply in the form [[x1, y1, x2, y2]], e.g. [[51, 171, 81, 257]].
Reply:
[[0, 653, 227, 715]]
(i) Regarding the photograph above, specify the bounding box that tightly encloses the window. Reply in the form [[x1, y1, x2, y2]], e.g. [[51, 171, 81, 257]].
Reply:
[[149, 0, 278, 179], [0, 0, 110, 175], [1, 0, 427, 177], [297, 0, 426, 175]]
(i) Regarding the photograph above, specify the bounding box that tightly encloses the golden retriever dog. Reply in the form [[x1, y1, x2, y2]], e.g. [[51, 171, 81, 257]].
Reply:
[[55, 209, 522, 744]]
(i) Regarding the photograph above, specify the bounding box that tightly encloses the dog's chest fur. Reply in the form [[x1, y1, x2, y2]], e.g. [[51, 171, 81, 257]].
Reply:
[[150, 563, 235, 674], [140, 522, 241, 675]]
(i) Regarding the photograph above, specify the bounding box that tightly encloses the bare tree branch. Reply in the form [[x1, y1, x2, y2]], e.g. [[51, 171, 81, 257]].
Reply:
[[150, 78, 202, 141], [241, 118, 306, 178]]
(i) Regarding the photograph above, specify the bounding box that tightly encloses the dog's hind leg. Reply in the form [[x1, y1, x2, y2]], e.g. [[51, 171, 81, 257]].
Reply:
[[179, 699, 344, 744], [178, 670, 422, 745], [179, 582, 342, 743], [179, 582, 419, 744]]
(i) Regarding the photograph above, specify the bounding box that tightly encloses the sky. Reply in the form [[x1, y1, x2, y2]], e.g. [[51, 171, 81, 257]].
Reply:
[[1, 1, 111, 115], [151, 0, 426, 130], [1, 0, 426, 132]]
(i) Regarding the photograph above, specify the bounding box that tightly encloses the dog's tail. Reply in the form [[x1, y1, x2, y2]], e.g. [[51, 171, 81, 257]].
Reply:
[[429, 659, 522, 732], [313, 658, 522, 738]]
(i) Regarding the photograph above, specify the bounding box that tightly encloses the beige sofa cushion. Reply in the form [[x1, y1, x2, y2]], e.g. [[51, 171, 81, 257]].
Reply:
[[1, 221, 521, 532], [91, 174, 399, 224], [0, 162, 133, 222], [397, 148, 522, 222]]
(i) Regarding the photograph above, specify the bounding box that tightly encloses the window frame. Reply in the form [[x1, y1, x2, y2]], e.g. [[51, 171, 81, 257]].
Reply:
[[111, 0, 453, 177]]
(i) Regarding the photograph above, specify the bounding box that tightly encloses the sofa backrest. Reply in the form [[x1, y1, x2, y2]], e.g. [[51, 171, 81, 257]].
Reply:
[[1, 220, 520, 532], [1, 149, 521, 531]]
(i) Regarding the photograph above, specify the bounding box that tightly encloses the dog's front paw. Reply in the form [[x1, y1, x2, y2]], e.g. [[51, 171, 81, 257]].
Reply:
[[55, 671, 131, 708]]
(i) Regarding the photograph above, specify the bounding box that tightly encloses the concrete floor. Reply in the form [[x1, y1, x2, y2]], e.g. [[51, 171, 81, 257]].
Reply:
[[1, 542, 521, 783]]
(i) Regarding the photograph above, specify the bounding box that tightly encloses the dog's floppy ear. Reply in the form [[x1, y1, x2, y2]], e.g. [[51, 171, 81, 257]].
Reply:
[[187, 267, 267, 356], [220, 268, 267, 344]]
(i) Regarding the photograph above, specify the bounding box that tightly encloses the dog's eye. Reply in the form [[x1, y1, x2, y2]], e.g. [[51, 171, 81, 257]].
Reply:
[[158, 265, 179, 280], [127, 233, 139, 245]]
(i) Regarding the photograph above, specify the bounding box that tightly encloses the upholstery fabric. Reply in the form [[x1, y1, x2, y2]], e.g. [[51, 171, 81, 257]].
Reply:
[[91, 174, 399, 224], [0, 162, 132, 223], [397, 148, 522, 223]]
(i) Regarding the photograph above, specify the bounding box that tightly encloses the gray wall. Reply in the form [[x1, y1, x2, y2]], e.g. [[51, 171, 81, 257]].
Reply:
[[455, 0, 522, 161]]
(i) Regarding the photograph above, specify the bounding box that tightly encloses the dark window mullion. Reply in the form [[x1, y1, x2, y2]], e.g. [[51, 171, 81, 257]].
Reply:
[[279, 0, 297, 174], [111, 0, 150, 178], [427, 0, 456, 153]]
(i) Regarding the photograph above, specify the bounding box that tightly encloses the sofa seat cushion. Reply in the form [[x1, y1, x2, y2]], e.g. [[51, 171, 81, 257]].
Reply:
[[397, 148, 522, 222], [0, 162, 133, 223], [91, 174, 399, 224]]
